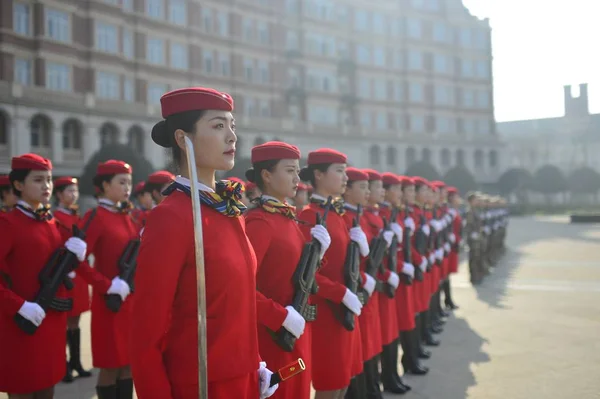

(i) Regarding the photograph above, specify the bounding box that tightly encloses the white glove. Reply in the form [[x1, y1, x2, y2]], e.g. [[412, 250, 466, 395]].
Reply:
[[429, 253, 435, 264], [350, 227, 370, 257], [419, 258, 428, 272], [444, 243, 451, 253], [65, 237, 87, 262], [390, 222, 403, 243], [431, 220, 442, 232], [422, 224, 430, 236], [402, 262, 415, 278], [311, 224, 331, 260], [436, 248, 443, 261], [363, 274, 376, 297], [282, 306, 305, 339], [387, 271, 400, 289], [404, 217, 415, 232], [449, 233, 456, 243], [107, 277, 130, 301], [449, 208, 457, 217], [383, 230, 394, 248], [17, 301, 46, 327], [68, 271, 76, 278], [484, 226, 491, 235], [342, 289, 362, 316], [470, 232, 480, 239], [258, 362, 278, 398]]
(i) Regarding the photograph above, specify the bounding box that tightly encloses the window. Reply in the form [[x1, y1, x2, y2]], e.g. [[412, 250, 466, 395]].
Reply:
[[489, 150, 498, 167], [410, 115, 425, 132], [463, 90, 474, 108], [258, 60, 269, 83], [257, 21, 269, 45], [369, 145, 380, 164], [203, 51, 214, 74], [393, 82, 403, 102], [440, 149, 451, 167], [435, 116, 454, 134], [244, 97, 256, 116], [435, 85, 453, 105], [30, 115, 51, 148], [13, 3, 31, 36], [409, 83, 423, 102], [217, 11, 228, 36], [434, 54, 450, 74], [170, 43, 188, 70], [373, 13, 385, 35], [286, 0, 299, 14], [244, 58, 254, 81], [96, 22, 118, 53], [308, 105, 337, 125], [407, 18, 421, 39], [461, 60, 473, 77], [408, 50, 422, 70], [478, 119, 491, 133], [460, 28, 471, 48], [374, 79, 386, 100], [259, 99, 270, 117], [46, 62, 70, 91], [356, 45, 370, 65], [395, 114, 404, 130], [376, 112, 386, 130], [122, 0, 133, 11], [361, 111, 372, 128], [433, 22, 447, 42], [411, 0, 425, 8], [169, 0, 186, 25], [477, 91, 490, 109], [202, 8, 213, 33], [14, 59, 32, 86], [123, 77, 134, 102], [242, 18, 253, 41], [286, 31, 299, 50], [464, 119, 475, 133], [474, 150, 483, 168], [146, 0, 164, 19], [475, 30, 488, 50], [355, 10, 369, 31], [122, 29, 134, 59], [476, 60, 489, 79], [147, 83, 167, 104], [46, 8, 70, 42], [359, 78, 370, 99], [96, 71, 120, 100], [62, 119, 82, 150], [373, 47, 385, 67], [147, 37, 165, 65], [427, 0, 440, 11], [387, 146, 397, 166], [219, 53, 231, 76]]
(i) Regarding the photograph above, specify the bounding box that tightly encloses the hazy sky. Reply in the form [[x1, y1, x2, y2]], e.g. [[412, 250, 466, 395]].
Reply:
[[463, 0, 600, 122]]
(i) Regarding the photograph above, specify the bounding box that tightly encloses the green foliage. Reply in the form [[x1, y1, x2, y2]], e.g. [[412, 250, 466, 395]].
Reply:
[[443, 166, 478, 194], [79, 144, 155, 196], [532, 164, 567, 194], [567, 167, 600, 194], [405, 161, 441, 181], [497, 168, 532, 195]]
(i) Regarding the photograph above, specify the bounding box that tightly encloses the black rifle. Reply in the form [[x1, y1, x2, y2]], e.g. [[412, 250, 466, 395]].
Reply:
[[105, 238, 141, 312], [433, 205, 443, 266], [14, 209, 97, 335], [414, 213, 427, 282], [340, 205, 362, 331], [401, 209, 413, 286], [364, 219, 389, 295], [383, 207, 400, 298], [275, 196, 333, 352]]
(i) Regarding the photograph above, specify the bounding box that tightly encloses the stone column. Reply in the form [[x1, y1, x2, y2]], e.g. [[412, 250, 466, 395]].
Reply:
[[11, 115, 31, 156], [51, 124, 63, 164], [83, 123, 100, 163]]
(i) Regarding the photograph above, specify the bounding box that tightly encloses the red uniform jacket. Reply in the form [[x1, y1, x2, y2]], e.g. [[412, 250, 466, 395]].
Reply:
[[411, 205, 428, 313], [350, 207, 383, 362], [131, 207, 150, 232], [54, 208, 90, 316], [131, 190, 260, 399], [395, 208, 416, 332], [376, 204, 399, 346], [423, 208, 435, 301], [0, 210, 67, 393], [298, 203, 361, 391], [449, 211, 462, 274], [245, 206, 312, 399], [76, 206, 138, 369]]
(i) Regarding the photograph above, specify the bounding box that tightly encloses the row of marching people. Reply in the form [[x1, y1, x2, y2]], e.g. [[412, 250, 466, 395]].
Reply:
[[0, 86, 473, 399]]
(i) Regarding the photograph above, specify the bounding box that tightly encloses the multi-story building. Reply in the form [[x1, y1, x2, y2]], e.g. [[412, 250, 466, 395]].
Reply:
[[0, 0, 502, 183], [498, 83, 600, 175]]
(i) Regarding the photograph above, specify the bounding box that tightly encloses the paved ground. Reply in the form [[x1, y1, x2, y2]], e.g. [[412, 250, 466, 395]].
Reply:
[[3, 216, 600, 398]]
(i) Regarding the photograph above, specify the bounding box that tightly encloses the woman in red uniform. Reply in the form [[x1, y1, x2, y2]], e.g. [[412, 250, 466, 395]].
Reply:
[[342, 168, 388, 399], [292, 182, 309, 210], [444, 186, 462, 309], [0, 174, 18, 212], [297, 149, 364, 398], [144, 170, 175, 206], [131, 181, 152, 229], [245, 141, 331, 399], [0, 153, 87, 398], [75, 160, 137, 399], [130, 87, 278, 399], [53, 176, 92, 383]]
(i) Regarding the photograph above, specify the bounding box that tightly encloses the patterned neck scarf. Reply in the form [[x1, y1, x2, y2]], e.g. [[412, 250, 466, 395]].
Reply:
[[258, 197, 296, 220], [16, 202, 53, 222], [0, 205, 13, 213], [310, 195, 344, 216], [57, 205, 79, 216], [162, 179, 247, 217], [365, 204, 379, 214]]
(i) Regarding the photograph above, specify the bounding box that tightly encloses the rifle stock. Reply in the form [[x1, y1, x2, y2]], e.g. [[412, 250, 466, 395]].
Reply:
[[401, 210, 413, 285], [340, 205, 362, 331], [105, 238, 141, 313], [383, 207, 399, 298]]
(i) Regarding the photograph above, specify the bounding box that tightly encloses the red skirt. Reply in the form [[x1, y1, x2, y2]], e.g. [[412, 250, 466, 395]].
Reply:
[[431, 264, 440, 294], [67, 274, 90, 317], [449, 251, 459, 274], [207, 372, 259, 399], [441, 256, 450, 280], [378, 293, 398, 346], [396, 283, 415, 331], [359, 293, 382, 361], [90, 291, 132, 368]]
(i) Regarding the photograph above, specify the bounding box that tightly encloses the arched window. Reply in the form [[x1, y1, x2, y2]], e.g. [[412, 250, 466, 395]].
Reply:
[[100, 123, 119, 147], [30, 114, 52, 148], [406, 147, 416, 167], [421, 148, 431, 163], [474, 149, 484, 168], [440, 148, 451, 167], [386, 146, 397, 166], [456, 149, 465, 166], [370, 145, 381, 165], [489, 150, 498, 168], [128, 125, 145, 153], [0, 111, 9, 145], [62, 119, 82, 149]]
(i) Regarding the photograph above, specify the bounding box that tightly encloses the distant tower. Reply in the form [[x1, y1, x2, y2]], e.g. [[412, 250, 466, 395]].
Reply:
[[564, 83, 589, 117]]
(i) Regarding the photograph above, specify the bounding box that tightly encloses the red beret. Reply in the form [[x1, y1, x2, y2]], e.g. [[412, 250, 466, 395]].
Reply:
[[54, 177, 78, 188], [11, 153, 52, 171], [345, 167, 369, 182], [412, 176, 427, 186], [160, 87, 234, 118], [133, 181, 146, 195], [430, 180, 446, 188], [381, 172, 401, 186], [307, 148, 347, 165], [297, 182, 308, 191], [0, 175, 10, 187], [147, 170, 175, 185], [96, 160, 132, 176], [228, 177, 245, 190], [245, 181, 257, 192], [251, 141, 300, 163], [447, 186, 459, 194], [399, 176, 415, 186], [363, 169, 382, 181]]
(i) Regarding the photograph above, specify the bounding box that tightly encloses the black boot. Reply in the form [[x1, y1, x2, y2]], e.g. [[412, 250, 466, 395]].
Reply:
[[422, 310, 440, 346], [364, 358, 384, 399], [437, 289, 450, 318], [62, 360, 74, 383], [116, 378, 134, 399], [401, 329, 429, 375], [443, 279, 459, 310], [345, 373, 367, 399], [381, 342, 410, 394], [414, 315, 431, 358], [68, 328, 92, 378], [96, 385, 118, 399]]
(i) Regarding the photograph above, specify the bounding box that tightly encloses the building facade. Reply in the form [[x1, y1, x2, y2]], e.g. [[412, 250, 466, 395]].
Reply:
[[498, 83, 600, 175], [0, 0, 502, 182]]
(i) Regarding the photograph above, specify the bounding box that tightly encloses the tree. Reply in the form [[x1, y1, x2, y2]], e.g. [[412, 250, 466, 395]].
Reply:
[[443, 166, 478, 194], [568, 167, 600, 194], [79, 144, 155, 196], [532, 164, 567, 195], [496, 168, 532, 195], [404, 161, 441, 181]]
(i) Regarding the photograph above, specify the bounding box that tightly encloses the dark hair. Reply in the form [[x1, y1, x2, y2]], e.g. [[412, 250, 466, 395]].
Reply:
[[298, 164, 330, 187], [152, 110, 206, 172], [346, 181, 357, 189], [245, 159, 279, 191], [52, 184, 70, 197], [0, 186, 11, 201], [8, 169, 31, 197], [415, 183, 427, 192], [93, 174, 116, 194]]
